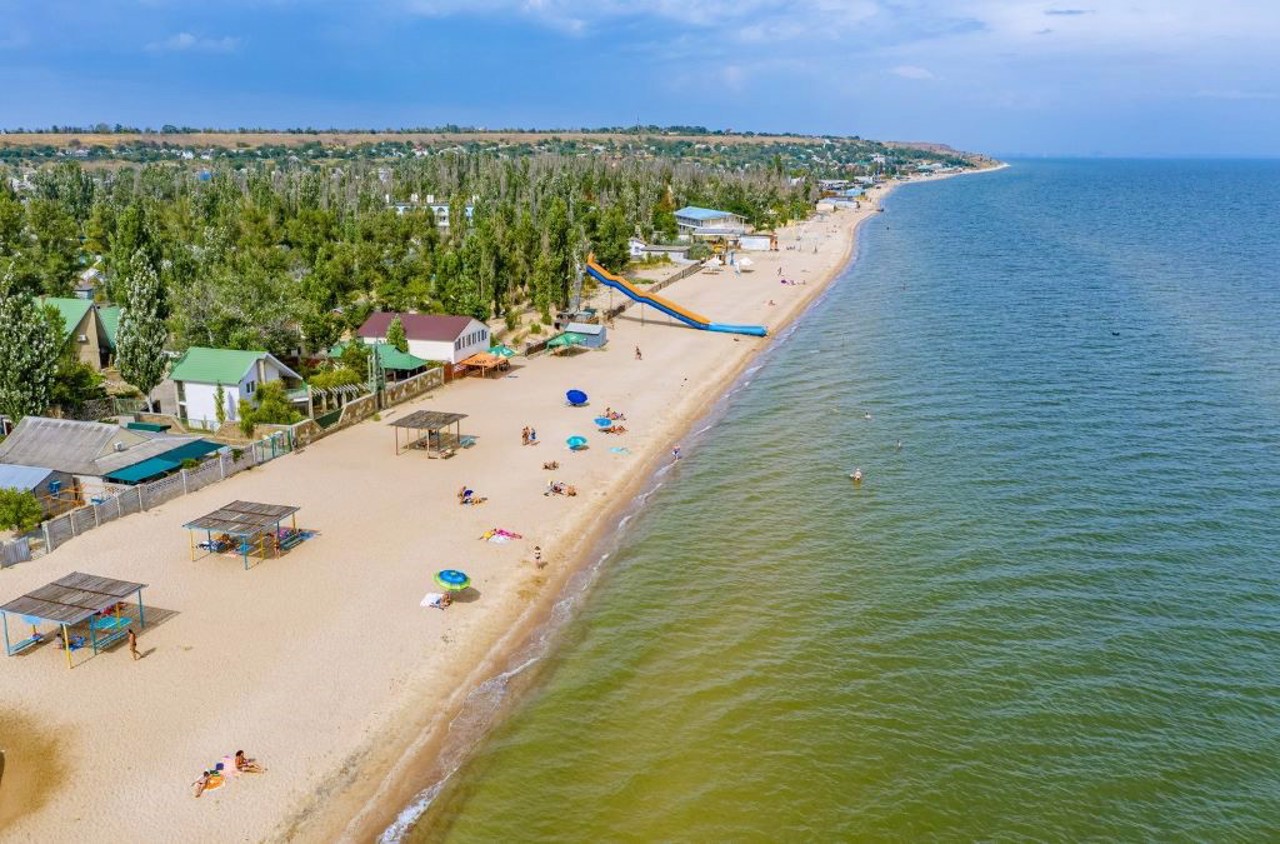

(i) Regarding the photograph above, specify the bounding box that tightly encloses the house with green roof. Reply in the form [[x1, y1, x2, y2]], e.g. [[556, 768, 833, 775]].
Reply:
[[169, 347, 304, 429], [42, 297, 111, 370], [97, 304, 122, 352]]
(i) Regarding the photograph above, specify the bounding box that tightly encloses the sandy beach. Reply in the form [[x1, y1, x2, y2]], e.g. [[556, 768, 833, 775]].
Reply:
[[0, 172, 974, 842]]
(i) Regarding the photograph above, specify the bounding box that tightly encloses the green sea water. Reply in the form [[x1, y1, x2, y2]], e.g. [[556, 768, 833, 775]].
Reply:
[[400, 161, 1280, 842]]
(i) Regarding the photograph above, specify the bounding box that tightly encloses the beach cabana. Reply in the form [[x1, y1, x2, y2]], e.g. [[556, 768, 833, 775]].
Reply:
[[183, 500, 303, 570], [457, 351, 509, 379], [1, 572, 147, 669], [392, 410, 470, 458]]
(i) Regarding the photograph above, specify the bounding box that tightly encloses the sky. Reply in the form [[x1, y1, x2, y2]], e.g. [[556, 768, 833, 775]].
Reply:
[[1, 1, 1278, 156]]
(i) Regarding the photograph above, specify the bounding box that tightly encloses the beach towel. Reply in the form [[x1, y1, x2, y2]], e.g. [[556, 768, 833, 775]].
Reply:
[[481, 528, 524, 542], [609, 447, 631, 455], [421, 592, 446, 609]]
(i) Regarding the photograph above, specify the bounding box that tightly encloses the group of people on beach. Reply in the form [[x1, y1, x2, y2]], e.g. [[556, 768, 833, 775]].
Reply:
[[520, 426, 539, 446], [192, 750, 265, 798], [457, 486, 487, 506]]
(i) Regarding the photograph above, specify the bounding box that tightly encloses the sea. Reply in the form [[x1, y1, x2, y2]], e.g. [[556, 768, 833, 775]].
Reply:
[[395, 160, 1280, 841]]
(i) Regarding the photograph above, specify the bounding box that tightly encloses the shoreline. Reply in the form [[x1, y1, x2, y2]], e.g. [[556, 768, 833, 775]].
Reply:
[[314, 172, 974, 843], [0, 166, 1001, 843]]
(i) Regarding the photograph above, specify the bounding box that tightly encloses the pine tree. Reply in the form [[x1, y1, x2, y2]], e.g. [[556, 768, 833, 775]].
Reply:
[[386, 315, 408, 353], [116, 249, 169, 411], [0, 287, 58, 420]]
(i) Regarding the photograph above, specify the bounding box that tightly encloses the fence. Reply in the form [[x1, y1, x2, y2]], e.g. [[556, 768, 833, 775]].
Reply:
[[35, 434, 291, 557], [1, 537, 31, 568], [383, 367, 444, 406]]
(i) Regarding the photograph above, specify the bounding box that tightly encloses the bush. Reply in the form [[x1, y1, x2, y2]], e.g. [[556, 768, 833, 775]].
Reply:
[[0, 489, 42, 533], [238, 381, 303, 438]]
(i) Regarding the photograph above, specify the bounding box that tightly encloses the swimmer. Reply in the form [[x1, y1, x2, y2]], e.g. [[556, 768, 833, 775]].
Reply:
[[850, 468, 863, 484], [895, 440, 902, 451], [864, 412, 872, 420]]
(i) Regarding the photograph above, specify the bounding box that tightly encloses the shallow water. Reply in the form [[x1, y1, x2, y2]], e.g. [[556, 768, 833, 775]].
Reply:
[[406, 160, 1280, 841]]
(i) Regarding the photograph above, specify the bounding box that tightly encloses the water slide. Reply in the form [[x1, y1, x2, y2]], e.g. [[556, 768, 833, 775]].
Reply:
[[585, 259, 768, 338]]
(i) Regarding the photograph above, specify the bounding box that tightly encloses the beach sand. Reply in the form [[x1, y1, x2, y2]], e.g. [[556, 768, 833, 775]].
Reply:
[[0, 173, 972, 842]]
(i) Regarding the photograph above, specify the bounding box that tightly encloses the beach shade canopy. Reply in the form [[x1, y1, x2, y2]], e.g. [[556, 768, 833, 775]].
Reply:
[[489, 344, 517, 358], [567, 435, 589, 450], [565, 389, 589, 406], [434, 569, 471, 592]]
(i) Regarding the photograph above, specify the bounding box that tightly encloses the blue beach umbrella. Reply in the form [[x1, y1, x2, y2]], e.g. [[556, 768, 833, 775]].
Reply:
[[566, 435, 588, 450], [594, 416, 612, 428], [434, 569, 471, 592], [566, 389, 588, 406]]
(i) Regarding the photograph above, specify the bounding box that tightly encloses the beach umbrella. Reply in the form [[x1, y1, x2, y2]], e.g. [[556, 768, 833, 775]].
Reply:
[[566, 435, 588, 450], [489, 344, 517, 358], [594, 416, 612, 428], [548, 332, 587, 349], [565, 388, 589, 406], [434, 569, 471, 592]]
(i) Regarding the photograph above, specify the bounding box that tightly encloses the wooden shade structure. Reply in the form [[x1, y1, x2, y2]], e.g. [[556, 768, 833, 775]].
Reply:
[[184, 500, 302, 570], [391, 410, 469, 458], [1, 572, 148, 668]]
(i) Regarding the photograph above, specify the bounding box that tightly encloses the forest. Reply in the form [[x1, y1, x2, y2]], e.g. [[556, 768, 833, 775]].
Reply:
[[0, 132, 970, 420]]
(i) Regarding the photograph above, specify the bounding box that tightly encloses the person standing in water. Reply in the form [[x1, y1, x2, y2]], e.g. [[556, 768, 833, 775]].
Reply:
[[851, 468, 863, 484]]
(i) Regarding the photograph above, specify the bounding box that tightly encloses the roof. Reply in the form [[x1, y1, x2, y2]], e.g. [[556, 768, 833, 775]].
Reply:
[[169, 347, 301, 385], [564, 322, 605, 335], [183, 500, 301, 536], [0, 571, 147, 627], [357, 313, 479, 344], [42, 297, 94, 338], [674, 206, 741, 221], [0, 416, 208, 478], [390, 410, 468, 431], [98, 305, 121, 349], [329, 342, 428, 372], [103, 440, 223, 484], [459, 352, 504, 369], [0, 464, 57, 491]]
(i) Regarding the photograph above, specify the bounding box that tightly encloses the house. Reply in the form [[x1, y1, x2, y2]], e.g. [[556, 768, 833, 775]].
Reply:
[[738, 233, 778, 252], [0, 417, 222, 492], [169, 347, 305, 429], [389, 193, 476, 229], [356, 313, 490, 365], [74, 267, 104, 300], [563, 321, 608, 349], [43, 297, 111, 369], [0, 464, 75, 515], [674, 206, 747, 238]]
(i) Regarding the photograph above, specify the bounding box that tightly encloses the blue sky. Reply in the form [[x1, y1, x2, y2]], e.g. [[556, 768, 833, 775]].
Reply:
[[1, 1, 1277, 156]]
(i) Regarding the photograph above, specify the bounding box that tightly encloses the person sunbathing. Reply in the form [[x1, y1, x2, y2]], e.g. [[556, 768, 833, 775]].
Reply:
[[193, 770, 213, 797], [235, 750, 265, 773], [543, 461, 559, 470]]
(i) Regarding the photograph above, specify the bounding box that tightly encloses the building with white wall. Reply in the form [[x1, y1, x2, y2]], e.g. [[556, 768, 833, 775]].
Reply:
[[169, 347, 304, 430], [356, 313, 490, 365]]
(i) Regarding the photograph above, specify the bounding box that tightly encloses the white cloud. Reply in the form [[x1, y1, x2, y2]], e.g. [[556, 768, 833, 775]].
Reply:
[[892, 65, 936, 80], [146, 32, 240, 53]]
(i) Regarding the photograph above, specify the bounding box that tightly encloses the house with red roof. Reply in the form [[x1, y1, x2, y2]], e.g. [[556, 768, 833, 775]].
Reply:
[[355, 313, 491, 365]]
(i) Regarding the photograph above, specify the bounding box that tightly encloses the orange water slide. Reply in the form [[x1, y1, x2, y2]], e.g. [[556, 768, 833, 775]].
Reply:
[[585, 260, 711, 326]]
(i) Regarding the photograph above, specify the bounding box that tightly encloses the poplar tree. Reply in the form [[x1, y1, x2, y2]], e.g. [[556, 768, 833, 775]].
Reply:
[[386, 315, 408, 353], [116, 249, 169, 411], [0, 287, 58, 420]]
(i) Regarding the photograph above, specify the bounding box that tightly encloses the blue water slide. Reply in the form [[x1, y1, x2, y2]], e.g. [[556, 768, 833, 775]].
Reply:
[[585, 260, 768, 338]]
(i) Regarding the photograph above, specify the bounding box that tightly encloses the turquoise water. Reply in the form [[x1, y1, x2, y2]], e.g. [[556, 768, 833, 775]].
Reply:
[[406, 161, 1280, 841]]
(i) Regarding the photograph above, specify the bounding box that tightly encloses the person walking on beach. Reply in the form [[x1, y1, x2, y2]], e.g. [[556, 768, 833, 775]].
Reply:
[[521, 426, 530, 446], [127, 628, 140, 661], [529, 427, 538, 445], [533, 546, 544, 569], [672, 445, 682, 461], [635, 346, 642, 361]]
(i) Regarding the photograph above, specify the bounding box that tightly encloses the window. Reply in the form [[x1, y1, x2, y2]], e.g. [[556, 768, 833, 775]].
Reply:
[[454, 339, 461, 350], [246, 380, 257, 395]]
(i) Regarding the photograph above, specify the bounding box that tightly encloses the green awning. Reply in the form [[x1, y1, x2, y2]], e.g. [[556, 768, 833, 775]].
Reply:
[[104, 440, 223, 484], [126, 421, 171, 433]]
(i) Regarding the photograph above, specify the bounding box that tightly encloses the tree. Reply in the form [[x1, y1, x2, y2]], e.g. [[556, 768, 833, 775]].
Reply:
[[42, 305, 106, 415], [386, 315, 408, 353], [0, 489, 43, 533], [214, 383, 227, 427], [594, 205, 632, 273], [238, 381, 301, 438], [115, 249, 169, 411], [0, 289, 58, 420]]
